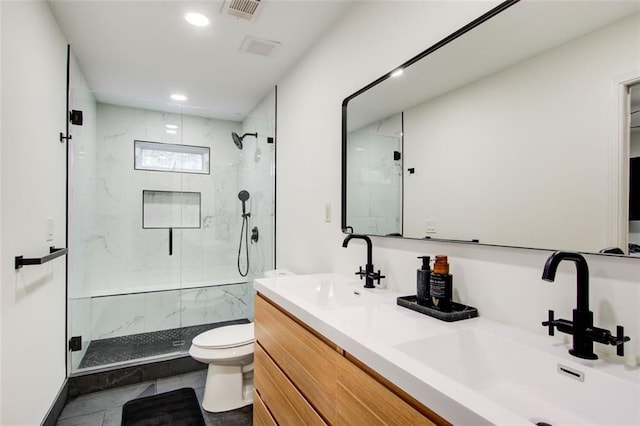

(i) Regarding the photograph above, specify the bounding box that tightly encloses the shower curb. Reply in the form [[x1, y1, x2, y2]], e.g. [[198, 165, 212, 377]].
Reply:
[[67, 355, 206, 398]]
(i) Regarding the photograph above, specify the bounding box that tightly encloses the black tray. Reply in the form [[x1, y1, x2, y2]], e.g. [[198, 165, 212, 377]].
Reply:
[[397, 295, 478, 322]]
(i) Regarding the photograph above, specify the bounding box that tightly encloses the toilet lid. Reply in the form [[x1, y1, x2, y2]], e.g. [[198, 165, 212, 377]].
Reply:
[[192, 322, 254, 349]]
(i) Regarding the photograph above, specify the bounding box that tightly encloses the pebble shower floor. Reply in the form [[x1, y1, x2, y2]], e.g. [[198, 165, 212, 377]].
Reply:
[[78, 319, 250, 369]]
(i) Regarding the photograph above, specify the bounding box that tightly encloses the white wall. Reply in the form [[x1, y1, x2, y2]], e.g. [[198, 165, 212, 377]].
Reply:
[[1, 1, 68, 424], [0, 1, 4, 420], [276, 0, 640, 364]]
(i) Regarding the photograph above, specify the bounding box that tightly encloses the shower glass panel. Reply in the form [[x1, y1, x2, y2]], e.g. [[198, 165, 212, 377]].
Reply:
[[346, 113, 403, 236], [67, 51, 275, 373]]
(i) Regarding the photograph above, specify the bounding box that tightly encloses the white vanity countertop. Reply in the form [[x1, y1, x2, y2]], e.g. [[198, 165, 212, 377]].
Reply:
[[254, 273, 640, 426]]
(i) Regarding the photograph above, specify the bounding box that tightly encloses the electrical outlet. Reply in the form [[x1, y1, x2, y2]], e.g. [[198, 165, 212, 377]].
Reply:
[[426, 219, 436, 234], [325, 203, 332, 223]]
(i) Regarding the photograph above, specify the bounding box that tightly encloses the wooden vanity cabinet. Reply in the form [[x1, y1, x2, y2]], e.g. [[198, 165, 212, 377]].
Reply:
[[254, 292, 449, 426], [336, 355, 436, 425], [253, 389, 277, 426], [254, 343, 326, 425]]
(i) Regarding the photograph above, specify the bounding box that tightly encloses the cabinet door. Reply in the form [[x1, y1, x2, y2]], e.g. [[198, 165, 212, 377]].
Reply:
[[253, 389, 277, 426], [255, 343, 327, 426], [255, 294, 339, 423], [336, 356, 436, 426]]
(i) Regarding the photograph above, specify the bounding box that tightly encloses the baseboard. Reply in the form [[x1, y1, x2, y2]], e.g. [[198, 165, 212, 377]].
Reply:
[[68, 355, 206, 398], [41, 379, 69, 426]]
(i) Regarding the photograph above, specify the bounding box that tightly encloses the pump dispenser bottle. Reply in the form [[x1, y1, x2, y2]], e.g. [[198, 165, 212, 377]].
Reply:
[[430, 255, 452, 311], [416, 256, 431, 306]]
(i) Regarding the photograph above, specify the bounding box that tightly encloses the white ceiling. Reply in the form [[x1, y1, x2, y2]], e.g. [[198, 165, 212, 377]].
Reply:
[[48, 0, 353, 121]]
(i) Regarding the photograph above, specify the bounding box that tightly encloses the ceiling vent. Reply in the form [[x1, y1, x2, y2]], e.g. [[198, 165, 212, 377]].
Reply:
[[222, 0, 261, 21], [240, 36, 281, 57]]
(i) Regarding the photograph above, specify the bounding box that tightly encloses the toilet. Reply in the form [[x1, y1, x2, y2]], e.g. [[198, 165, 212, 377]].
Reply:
[[189, 322, 255, 413]]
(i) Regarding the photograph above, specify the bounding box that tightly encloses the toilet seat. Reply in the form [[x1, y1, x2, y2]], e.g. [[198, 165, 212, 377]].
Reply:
[[192, 322, 254, 349]]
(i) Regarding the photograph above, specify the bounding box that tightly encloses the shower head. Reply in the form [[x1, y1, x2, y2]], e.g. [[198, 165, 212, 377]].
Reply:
[[231, 132, 258, 150], [238, 190, 250, 215], [232, 132, 243, 150]]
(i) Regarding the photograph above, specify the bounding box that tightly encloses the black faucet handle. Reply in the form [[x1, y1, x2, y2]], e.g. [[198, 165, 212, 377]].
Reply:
[[541, 311, 573, 336], [355, 266, 366, 280], [586, 325, 631, 353], [613, 326, 631, 356], [372, 270, 385, 284], [542, 310, 556, 336]]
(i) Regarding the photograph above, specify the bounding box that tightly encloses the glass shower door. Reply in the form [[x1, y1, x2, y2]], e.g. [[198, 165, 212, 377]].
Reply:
[[67, 55, 276, 373], [68, 96, 187, 372]]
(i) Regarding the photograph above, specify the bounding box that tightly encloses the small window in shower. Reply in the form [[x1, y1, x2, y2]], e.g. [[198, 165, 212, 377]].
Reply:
[[134, 140, 210, 174], [142, 190, 201, 229]]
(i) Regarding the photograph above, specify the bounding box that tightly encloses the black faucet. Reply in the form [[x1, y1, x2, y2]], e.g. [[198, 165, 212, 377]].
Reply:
[[342, 234, 384, 288], [541, 251, 630, 360]]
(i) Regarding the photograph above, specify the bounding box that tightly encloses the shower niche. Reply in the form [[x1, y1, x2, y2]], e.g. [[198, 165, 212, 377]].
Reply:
[[67, 52, 276, 373], [142, 190, 201, 230]]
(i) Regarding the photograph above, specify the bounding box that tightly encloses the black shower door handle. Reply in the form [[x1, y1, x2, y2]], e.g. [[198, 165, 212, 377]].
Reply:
[[169, 228, 173, 256]]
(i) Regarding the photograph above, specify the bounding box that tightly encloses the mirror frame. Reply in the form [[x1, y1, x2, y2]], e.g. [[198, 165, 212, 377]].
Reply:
[[340, 0, 636, 259]]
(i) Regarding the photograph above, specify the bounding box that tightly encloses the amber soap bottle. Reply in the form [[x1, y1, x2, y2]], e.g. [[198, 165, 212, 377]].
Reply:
[[430, 255, 452, 311]]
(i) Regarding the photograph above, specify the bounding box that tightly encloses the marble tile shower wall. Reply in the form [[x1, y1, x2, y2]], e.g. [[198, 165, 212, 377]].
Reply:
[[87, 282, 253, 340], [77, 102, 245, 296]]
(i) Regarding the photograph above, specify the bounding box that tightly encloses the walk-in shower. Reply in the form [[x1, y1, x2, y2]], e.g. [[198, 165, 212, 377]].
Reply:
[[67, 60, 276, 373]]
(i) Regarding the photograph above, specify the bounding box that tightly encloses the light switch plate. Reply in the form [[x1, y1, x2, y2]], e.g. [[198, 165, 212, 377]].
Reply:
[[46, 217, 54, 241]]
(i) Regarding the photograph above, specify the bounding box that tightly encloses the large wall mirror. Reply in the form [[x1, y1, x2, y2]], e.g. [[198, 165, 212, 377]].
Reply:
[[342, 0, 640, 257]]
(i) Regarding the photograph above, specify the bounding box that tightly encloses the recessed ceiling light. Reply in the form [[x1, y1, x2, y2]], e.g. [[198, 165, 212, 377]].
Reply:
[[166, 130, 178, 135], [166, 124, 179, 129], [185, 12, 210, 27], [170, 94, 187, 101], [391, 68, 404, 78]]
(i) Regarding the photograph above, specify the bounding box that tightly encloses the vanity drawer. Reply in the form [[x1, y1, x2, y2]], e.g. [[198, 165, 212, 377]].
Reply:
[[255, 342, 327, 426], [336, 355, 438, 426], [255, 294, 338, 423], [253, 389, 277, 426]]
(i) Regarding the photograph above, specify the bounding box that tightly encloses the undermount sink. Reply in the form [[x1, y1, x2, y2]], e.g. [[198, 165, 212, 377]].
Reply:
[[394, 327, 640, 425]]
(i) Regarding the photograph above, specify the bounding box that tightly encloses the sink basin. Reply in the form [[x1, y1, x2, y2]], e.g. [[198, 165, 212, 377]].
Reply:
[[394, 327, 640, 425], [269, 274, 387, 309]]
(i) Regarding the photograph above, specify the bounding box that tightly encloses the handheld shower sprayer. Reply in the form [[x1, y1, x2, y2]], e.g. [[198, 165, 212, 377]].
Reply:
[[231, 132, 258, 150], [238, 190, 250, 216], [237, 190, 251, 277]]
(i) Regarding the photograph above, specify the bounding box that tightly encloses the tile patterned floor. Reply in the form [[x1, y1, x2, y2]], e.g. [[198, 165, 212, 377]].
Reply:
[[79, 319, 250, 369], [56, 370, 253, 426]]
